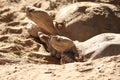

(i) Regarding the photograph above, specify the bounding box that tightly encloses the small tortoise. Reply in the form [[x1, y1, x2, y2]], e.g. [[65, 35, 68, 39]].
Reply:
[[38, 32, 84, 64], [26, 2, 120, 41]]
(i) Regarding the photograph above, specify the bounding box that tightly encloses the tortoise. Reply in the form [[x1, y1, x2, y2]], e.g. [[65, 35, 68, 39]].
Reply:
[[26, 2, 120, 41], [38, 32, 84, 64]]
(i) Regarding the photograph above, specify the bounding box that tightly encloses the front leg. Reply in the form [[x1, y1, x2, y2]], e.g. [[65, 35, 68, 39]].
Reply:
[[60, 52, 65, 64], [76, 49, 85, 62], [72, 47, 85, 62]]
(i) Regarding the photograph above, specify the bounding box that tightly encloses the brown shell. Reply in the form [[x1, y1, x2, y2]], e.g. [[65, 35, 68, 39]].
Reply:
[[54, 2, 120, 41]]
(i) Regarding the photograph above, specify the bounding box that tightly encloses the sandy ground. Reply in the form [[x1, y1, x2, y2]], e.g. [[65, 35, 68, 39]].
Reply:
[[0, 56, 120, 80], [0, 0, 120, 80]]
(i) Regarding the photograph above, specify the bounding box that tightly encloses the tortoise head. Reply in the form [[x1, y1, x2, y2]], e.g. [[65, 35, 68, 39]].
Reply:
[[38, 32, 50, 44], [26, 6, 57, 34]]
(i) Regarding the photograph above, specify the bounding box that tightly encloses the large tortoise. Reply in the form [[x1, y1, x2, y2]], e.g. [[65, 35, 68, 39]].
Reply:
[[26, 2, 120, 41]]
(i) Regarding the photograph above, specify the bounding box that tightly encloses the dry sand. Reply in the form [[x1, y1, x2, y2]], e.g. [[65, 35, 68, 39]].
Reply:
[[0, 0, 120, 80]]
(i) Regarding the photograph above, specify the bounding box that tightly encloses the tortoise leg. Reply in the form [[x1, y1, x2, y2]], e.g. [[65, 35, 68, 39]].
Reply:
[[77, 49, 85, 62], [72, 47, 85, 62], [60, 52, 65, 64]]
